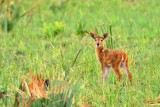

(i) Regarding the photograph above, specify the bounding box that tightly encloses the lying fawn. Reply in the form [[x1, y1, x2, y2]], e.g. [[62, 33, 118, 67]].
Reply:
[[89, 32, 132, 85]]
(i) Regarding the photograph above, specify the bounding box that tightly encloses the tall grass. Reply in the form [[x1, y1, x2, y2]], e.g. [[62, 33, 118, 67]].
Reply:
[[0, 0, 160, 106]]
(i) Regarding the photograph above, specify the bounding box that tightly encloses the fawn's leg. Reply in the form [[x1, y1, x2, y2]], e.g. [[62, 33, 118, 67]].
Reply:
[[101, 64, 110, 84], [101, 64, 105, 83], [103, 66, 111, 84], [112, 65, 122, 81], [26, 96, 35, 107], [121, 59, 132, 85]]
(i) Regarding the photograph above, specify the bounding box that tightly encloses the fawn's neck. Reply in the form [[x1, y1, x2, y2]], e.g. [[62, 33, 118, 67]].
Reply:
[[95, 46, 104, 63]]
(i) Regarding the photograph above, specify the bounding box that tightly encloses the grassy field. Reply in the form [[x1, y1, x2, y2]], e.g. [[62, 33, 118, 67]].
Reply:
[[0, 0, 160, 106]]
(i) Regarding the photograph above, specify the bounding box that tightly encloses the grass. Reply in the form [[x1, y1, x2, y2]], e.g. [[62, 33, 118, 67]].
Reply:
[[0, 0, 160, 106]]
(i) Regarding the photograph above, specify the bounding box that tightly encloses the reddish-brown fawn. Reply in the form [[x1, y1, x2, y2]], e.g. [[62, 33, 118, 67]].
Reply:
[[89, 32, 132, 85]]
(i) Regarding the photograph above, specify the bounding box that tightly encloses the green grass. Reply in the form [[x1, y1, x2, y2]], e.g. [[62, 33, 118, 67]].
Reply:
[[0, 0, 160, 106]]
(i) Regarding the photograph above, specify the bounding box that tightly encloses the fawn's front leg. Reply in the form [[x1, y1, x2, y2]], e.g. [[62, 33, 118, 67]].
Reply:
[[101, 64, 110, 84]]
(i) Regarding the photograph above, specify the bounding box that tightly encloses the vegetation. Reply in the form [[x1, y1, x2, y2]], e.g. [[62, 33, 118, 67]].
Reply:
[[0, 0, 160, 106]]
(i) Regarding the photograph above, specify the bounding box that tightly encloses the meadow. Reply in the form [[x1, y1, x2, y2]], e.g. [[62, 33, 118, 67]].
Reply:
[[0, 0, 160, 106]]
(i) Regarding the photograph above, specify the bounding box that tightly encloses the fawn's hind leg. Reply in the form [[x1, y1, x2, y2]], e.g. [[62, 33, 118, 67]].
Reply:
[[112, 65, 122, 81], [121, 59, 132, 85]]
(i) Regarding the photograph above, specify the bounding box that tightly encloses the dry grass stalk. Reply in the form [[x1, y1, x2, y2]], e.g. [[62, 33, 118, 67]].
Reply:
[[80, 103, 91, 107], [145, 98, 160, 105], [53, 82, 67, 94]]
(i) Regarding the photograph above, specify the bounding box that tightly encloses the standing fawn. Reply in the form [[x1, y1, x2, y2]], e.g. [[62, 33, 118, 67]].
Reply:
[[89, 32, 132, 85]]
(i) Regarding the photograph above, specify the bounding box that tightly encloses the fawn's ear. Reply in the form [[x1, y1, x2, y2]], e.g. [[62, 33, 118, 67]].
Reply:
[[89, 32, 96, 39], [103, 33, 108, 39]]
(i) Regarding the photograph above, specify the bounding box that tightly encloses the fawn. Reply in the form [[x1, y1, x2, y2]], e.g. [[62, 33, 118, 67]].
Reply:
[[89, 32, 132, 85]]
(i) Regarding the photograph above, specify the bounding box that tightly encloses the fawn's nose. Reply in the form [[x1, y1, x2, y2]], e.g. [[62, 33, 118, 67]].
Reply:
[[97, 43, 100, 46]]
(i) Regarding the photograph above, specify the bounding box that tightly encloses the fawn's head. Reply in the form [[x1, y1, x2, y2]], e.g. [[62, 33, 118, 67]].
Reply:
[[89, 32, 108, 48]]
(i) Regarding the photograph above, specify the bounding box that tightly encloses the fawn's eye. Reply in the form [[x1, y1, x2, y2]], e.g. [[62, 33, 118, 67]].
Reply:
[[101, 40, 103, 41]]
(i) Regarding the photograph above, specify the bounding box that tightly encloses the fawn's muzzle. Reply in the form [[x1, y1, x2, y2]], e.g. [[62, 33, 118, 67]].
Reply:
[[97, 43, 100, 47]]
